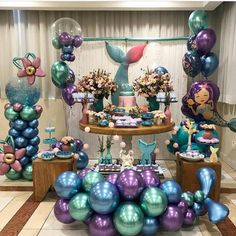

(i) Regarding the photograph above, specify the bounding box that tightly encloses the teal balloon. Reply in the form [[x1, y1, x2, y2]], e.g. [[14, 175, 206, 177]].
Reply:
[[29, 136, 40, 146], [82, 171, 104, 192], [9, 128, 20, 138], [201, 52, 219, 77], [22, 164, 33, 180], [26, 145, 38, 157], [22, 127, 38, 139], [13, 119, 27, 131], [20, 106, 37, 121], [19, 156, 30, 166], [4, 106, 19, 121], [142, 217, 159, 236], [188, 10, 208, 34], [51, 61, 69, 88], [52, 36, 62, 49], [204, 197, 229, 224], [114, 202, 144, 236], [194, 190, 205, 203], [89, 181, 119, 214], [69, 193, 93, 221], [181, 192, 194, 207], [5, 168, 22, 180], [192, 202, 207, 216], [140, 187, 168, 217], [196, 167, 216, 198], [28, 119, 39, 128], [15, 136, 28, 148]]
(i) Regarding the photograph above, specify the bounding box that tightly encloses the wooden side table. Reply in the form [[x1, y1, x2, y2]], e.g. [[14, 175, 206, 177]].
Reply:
[[33, 158, 76, 202], [176, 158, 221, 201]]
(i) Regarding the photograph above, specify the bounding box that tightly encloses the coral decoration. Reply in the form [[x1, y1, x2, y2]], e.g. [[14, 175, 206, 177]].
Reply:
[[0, 144, 25, 175]]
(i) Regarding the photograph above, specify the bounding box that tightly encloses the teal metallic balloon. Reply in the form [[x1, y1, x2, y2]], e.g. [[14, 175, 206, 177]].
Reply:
[[82, 171, 104, 192], [22, 164, 33, 180], [181, 192, 194, 207], [4, 106, 19, 121], [114, 202, 144, 236], [52, 36, 62, 49], [188, 10, 208, 34], [142, 217, 159, 236], [51, 61, 69, 88], [20, 106, 37, 121], [192, 202, 207, 216], [140, 187, 167, 217], [194, 190, 205, 203], [69, 192, 93, 221], [5, 168, 22, 180]]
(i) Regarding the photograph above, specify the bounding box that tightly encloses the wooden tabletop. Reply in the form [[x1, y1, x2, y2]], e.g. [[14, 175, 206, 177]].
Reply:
[[79, 122, 174, 136]]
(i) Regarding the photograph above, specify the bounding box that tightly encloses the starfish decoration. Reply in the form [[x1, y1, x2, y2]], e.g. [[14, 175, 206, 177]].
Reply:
[[138, 139, 157, 165]]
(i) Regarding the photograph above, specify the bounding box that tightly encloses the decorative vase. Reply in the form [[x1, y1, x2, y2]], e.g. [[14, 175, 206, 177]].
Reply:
[[105, 147, 112, 165], [147, 96, 160, 111], [93, 96, 104, 112], [99, 151, 105, 164], [164, 105, 171, 125], [80, 99, 88, 124]]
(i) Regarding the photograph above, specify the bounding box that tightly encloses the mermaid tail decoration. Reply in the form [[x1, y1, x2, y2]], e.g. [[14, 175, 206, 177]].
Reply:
[[105, 42, 147, 106]]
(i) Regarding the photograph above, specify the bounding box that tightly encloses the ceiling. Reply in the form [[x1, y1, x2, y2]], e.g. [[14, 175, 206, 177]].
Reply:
[[0, 0, 222, 11]]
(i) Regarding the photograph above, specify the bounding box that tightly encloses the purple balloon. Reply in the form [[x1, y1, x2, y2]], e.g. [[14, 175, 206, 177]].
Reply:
[[75, 138, 84, 151], [52, 141, 63, 149], [116, 169, 144, 200], [77, 167, 91, 178], [73, 35, 83, 48], [160, 206, 184, 231], [178, 199, 189, 215], [88, 214, 116, 236], [140, 170, 160, 187], [184, 208, 196, 226], [196, 29, 216, 55], [106, 173, 119, 185], [59, 32, 73, 46], [54, 198, 75, 224], [62, 84, 77, 106]]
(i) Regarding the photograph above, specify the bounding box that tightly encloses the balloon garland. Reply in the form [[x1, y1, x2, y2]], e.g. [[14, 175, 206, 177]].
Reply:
[[53, 167, 228, 235]]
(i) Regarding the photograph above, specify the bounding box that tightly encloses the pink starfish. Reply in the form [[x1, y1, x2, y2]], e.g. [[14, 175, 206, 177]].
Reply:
[[17, 57, 46, 85], [0, 144, 25, 175]]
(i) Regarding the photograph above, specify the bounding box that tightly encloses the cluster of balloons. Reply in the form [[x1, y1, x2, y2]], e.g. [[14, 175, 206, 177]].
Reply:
[[51, 17, 83, 106], [54, 167, 228, 236], [182, 10, 219, 78]]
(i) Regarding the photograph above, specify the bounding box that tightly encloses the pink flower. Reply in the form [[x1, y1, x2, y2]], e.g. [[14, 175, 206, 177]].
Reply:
[[0, 144, 25, 175], [17, 57, 46, 85]]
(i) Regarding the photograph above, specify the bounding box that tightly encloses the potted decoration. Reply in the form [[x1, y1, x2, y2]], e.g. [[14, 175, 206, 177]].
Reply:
[[153, 110, 166, 125], [77, 69, 117, 112]]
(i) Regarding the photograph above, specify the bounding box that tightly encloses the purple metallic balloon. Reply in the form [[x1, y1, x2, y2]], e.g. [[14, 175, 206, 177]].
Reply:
[[106, 173, 119, 185], [88, 214, 116, 236], [54, 198, 75, 224], [196, 29, 216, 55], [160, 205, 184, 231], [73, 35, 83, 48], [61, 84, 77, 106], [59, 32, 73, 46], [75, 138, 84, 151], [77, 167, 91, 178], [140, 170, 160, 187], [178, 199, 188, 215], [52, 141, 63, 149], [116, 169, 144, 200], [184, 208, 196, 226]]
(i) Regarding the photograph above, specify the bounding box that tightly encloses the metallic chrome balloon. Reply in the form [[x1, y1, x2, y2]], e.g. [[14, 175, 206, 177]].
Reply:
[[159, 205, 184, 231], [188, 10, 209, 34], [51, 61, 69, 88], [82, 171, 104, 192], [204, 197, 229, 224], [196, 167, 216, 198], [15, 136, 28, 148], [4, 106, 19, 121], [69, 192, 92, 221], [28, 119, 39, 128], [106, 173, 119, 185], [142, 217, 159, 236], [160, 180, 182, 204], [77, 168, 91, 179], [20, 156, 30, 166], [54, 171, 81, 199], [192, 202, 207, 216], [13, 119, 27, 131], [61, 84, 77, 106], [183, 208, 196, 226], [194, 190, 205, 203], [89, 181, 119, 214], [140, 170, 160, 188], [5, 168, 22, 180], [65, 68, 76, 84], [181, 192, 194, 207], [154, 66, 168, 75], [54, 198, 75, 224], [20, 106, 37, 122], [89, 214, 116, 236], [76, 151, 89, 170], [178, 199, 188, 215], [22, 127, 38, 139], [26, 145, 38, 157], [22, 164, 33, 180], [52, 36, 62, 49], [116, 169, 144, 200], [201, 52, 219, 77], [29, 136, 40, 146], [9, 128, 20, 138], [75, 139, 84, 151], [114, 202, 144, 236], [140, 187, 167, 217]]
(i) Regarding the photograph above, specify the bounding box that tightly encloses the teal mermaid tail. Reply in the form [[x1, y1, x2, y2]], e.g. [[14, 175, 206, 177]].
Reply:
[[105, 42, 146, 106], [228, 118, 236, 132]]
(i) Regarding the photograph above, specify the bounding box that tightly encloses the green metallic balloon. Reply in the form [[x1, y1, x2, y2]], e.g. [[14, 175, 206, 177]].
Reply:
[[82, 171, 104, 192], [4, 106, 19, 121], [52, 36, 62, 49], [188, 10, 209, 34], [140, 187, 167, 217], [181, 192, 194, 207], [22, 164, 33, 181], [69, 192, 93, 221], [51, 61, 69, 88], [194, 190, 205, 203], [20, 106, 37, 121], [114, 202, 144, 236], [5, 168, 22, 180]]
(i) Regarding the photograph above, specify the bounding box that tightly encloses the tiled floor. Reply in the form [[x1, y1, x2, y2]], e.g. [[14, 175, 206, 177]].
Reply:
[[0, 160, 236, 235]]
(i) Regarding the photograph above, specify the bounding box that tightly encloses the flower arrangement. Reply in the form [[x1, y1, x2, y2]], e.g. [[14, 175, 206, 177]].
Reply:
[[153, 110, 166, 125], [104, 103, 117, 115], [86, 110, 97, 124], [77, 69, 118, 99], [133, 69, 174, 97]]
